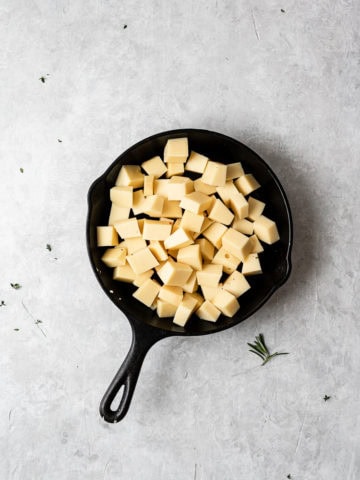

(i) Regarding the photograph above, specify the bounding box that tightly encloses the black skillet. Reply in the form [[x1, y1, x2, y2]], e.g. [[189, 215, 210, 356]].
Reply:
[[86, 129, 293, 423]]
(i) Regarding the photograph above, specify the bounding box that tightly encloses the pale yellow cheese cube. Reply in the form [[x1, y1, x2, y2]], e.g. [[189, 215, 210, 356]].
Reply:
[[232, 217, 254, 235], [223, 271, 250, 297], [108, 204, 130, 225], [126, 247, 159, 274], [149, 240, 168, 262], [132, 189, 146, 215], [226, 162, 244, 180], [186, 292, 204, 310], [166, 162, 184, 177], [164, 228, 194, 250], [195, 238, 215, 262], [179, 191, 212, 214], [182, 271, 198, 293], [157, 300, 178, 318], [173, 293, 198, 327], [242, 253, 262, 275], [143, 195, 165, 217], [114, 218, 141, 239], [253, 215, 280, 244], [164, 137, 188, 164], [185, 151, 209, 173], [180, 210, 205, 233], [101, 247, 127, 267], [249, 234, 264, 253], [202, 161, 227, 186], [133, 269, 154, 287], [247, 196, 265, 221], [162, 199, 182, 218], [211, 247, 241, 274], [153, 179, 170, 196], [110, 186, 133, 207], [212, 290, 240, 317], [235, 174, 260, 196], [167, 176, 194, 201], [221, 227, 253, 260], [157, 259, 193, 286], [193, 178, 217, 195], [133, 278, 161, 307], [229, 193, 249, 219], [171, 218, 182, 234], [196, 264, 223, 287], [142, 219, 172, 241], [201, 285, 220, 301], [155, 260, 167, 272], [177, 244, 202, 271], [202, 222, 227, 249], [208, 199, 234, 226], [115, 165, 144, 188], [141, 156, 167, 178], [124, 237, 147, 254], [137, 218, 145, 234], [216, 181, 239, 207], [167, 249, 178, 259], [196, 300, 221, 322], [113, 263, 137, 283], [158, 285, 183, 305], [191, 217, 214, 240], [143, 175, 155, 196], [97, 226, 119, 247]]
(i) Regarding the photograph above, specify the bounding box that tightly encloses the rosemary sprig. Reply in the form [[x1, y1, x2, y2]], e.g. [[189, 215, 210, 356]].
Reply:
[[248, 333, 289, 366]]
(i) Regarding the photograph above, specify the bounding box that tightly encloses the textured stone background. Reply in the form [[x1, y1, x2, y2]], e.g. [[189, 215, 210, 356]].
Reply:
[[1, 1, 359, 479]]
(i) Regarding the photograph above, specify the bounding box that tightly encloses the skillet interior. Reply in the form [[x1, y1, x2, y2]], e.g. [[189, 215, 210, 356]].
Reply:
[[87, 129, 292, 336]]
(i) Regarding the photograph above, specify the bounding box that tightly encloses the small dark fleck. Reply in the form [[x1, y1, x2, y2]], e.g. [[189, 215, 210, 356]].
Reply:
[[39, 76, 46, 83], [123, 24, 127, 29], [323, 395, 331, 401], [54, 257, 58, 260], [46, 244, 52, 251], [20, 167, 24, 173], [10, 283, 21, 290], [287, 475, 292, 479], [0, 300, 6, 306], [35, 319, 42, 324], [14, 328, 20, 331], [57, 139, 62, 143], [281, 8, 285, 13]]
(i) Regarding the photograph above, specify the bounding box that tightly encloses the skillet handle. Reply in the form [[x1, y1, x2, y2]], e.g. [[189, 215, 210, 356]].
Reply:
[[99, 322, 164, 423]]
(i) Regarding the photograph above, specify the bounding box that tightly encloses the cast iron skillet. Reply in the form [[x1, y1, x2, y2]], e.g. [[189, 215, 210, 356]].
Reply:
[[87, 129, 293, 423]]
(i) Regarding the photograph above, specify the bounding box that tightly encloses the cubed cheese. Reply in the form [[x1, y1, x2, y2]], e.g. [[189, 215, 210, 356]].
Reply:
[[143, 175, 155, 196], [113, 263, 137, 282], [97, 226, 119, 247], [211, 247, 241, 274], [226, 162, 244, 180], [132, 189, 146, 215], [108, 204, 130, 225], [253, 215, 280, 244], [162, 199, 182, 218], [185, 151, 209, 173], [201, 285, 220, 301], [101, 247, 127, 267], [143, 195, 165, 217], [195, 238, 215, 262], [114, 218, 141, 239], [229, 193, 248, 219], [164, 137, 188, 163], [193, 178, 217, 195], [182, 271, 198, 293], [232, 217, 254, 235], [223, 271, 250, 297], [191, 217, 214, 240], [177, 244, 202, 271], [180, 210, 205, 233], [202, 222, 227, 249], [126, 247, 159, 274], [221, 228, 252, 260], [158, 285, 183, 305], [196, 264, 223, 287], [166, 162, 184, 177], [247, 196, 265, 221], [202, 161, 227, 186], [212, 290, 240, 317], [133, 278, 161, 307], [141, 156, 167, 178], [115, 165, 144, 188], [124, 237, 147, 254], [164, 228, 194, 250], [242, 253, 262, 275], [235, 174, 260, 196], [153, 179, 170, 196], [196, 300, 221, 322], [208, 199, 234, 225], [185, 292, 204, 310], [249, 234, 264, 253], [216, 181, 240, 207], [173, 293, 198, 327], [157, 259, 193, 286], [167, 176, 194, 201], [179, 191, 212, 214], [157, 300, 178, 318], [148, 240, 168, 262], [142, 219, 172, 240], [132, 269, 154, 287], [110, 186, 133, 208]]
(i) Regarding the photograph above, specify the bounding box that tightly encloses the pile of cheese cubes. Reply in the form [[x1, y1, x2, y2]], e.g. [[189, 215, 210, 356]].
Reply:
[[97, 137, 280, 327]]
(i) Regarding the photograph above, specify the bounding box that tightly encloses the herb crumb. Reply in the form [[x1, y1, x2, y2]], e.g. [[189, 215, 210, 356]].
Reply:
[[46, 244, 52, 252], [20, 167, 24, 173], [57, 139, 62, 143], [35, 319, 42, 324], [14, 328, 19, 331], [0, 300, 6, 306], [323, 394, 331, 401], [287, 475, 292, 479], [123, 24, 127, 29], [10, 283, 21, 290], [281, 8, 285, 13]]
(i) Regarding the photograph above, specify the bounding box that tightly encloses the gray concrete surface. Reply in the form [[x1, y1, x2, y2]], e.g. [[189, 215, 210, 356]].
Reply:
[[1, 1, 359, 479]]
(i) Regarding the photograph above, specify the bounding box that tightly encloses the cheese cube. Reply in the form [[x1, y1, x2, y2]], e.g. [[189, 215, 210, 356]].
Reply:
[[201, 285, 220, 301], [185, 292, 204, 310], [142, 219, 172, 240], [253, 215, 280, 244], [141, 156, 167, 178], [143, 195, 165, 217], [242, 253, 262, 275], [185, 151, 209, 173], [133, 269, 154, 287], [167, 249, 178, 259], [115, 165, 144, 188], [195, 238, 215, 262], [232, 217, 254, 235], [162, 199, 182, 218], [110, 186, 133, 208], [132, 189, 146, 215], [171, 218, 181, 234], [212, 290, 240, 317], [202, 222, 227, 249], [202, 161, 227, 186], [173, 293, 198, 327], [158, 285, 183, 305], [126, 247, 159, 274], [166, 163, 184, 177], [143, 175, 154, 196], [137, 218, 145, 234], [149, 240, 168, 262], [167, 176, 194, 201], [179, 192, 212, 214], [235, 174, 260, 196], [182, 271, 198, 293], [212, 247, 241, 274], [113, 263, 137, 283], [157, 300, 178, 318], [180, 210, 205, 233], [247, 196, 265, 221], [229, 193, 249, 219], [164, 228, 194, 250], [216, 181, 239, 207], [157, 259, 193, 286], [221, 228, 253, 260], [196, 300, 221, 322], [133, 278, 160, 307], [153, 179, 170, 196], [226, 162, 244, 180], [164, 137, 188, 163], [108, 204, 130, 225], [114, 218, 141, 239], [208, 199, 234, 226], [249, 234, 264, 253], [101, 247, 127, 267], [196, 264, 223, 287], [191, 217, 214, 240], [223, 271, 250, 297], [194, 178, 217, 195], [97, 226, 119, 247], [124, 237, 147, 254], [177, 244, 202, 271]]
